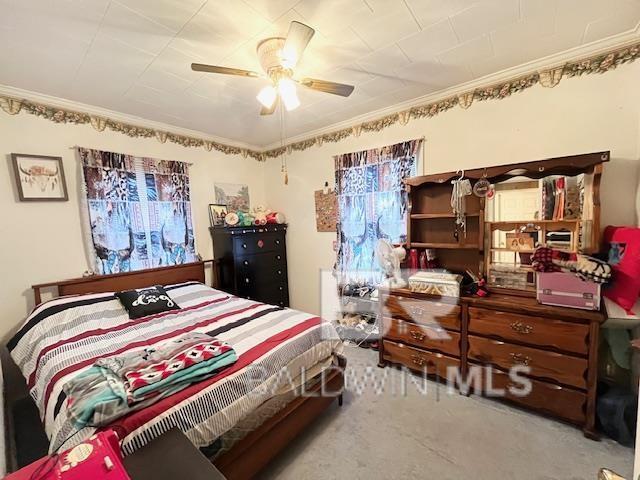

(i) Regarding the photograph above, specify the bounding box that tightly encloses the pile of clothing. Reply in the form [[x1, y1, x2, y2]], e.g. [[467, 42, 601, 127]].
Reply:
[[64, 333, 237, 428], [531, 247, 612, 284]]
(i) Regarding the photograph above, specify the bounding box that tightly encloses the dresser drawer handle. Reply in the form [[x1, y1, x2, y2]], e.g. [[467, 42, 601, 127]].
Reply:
[[275, 239, 281, 245], [243, 260, 249, 266], [510, 321, 533, 334], [510, 353, 531, 366], [410, 355, 434, 367], [409, 331, 426, 341], [277, 270, 282, 275], [244, 278, 250, 283], [276, 254, 282, 260], [279, 286, 284, 291]]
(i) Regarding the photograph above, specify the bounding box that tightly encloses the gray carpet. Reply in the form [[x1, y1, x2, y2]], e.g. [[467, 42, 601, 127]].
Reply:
[[260, 346, 634, 480]]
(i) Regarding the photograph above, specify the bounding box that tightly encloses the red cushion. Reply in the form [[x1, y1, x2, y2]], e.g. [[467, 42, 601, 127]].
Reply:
[[603, 226, 640, 313]]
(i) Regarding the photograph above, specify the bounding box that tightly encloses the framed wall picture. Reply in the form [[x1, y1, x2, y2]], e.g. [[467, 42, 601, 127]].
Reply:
[[214, 182, 250, 213], [209, 204, 228, 226], [11, 153, 68, 201]]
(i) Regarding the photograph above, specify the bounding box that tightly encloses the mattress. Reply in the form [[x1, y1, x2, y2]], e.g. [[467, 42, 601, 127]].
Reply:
[[7, 282, 342, 455]]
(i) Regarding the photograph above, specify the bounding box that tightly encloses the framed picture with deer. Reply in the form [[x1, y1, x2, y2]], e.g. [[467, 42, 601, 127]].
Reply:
[[11, 153, 68, 201]]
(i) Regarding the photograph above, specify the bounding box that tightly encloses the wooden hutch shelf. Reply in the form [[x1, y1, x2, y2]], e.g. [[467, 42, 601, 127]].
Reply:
[[411, 213, 481, 219], [410, 242, 480, 250]]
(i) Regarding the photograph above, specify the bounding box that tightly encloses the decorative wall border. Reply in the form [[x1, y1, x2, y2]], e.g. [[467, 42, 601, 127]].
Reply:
[[261, 40, 640, 159], [0, 95, 264, 161], [1, 41, 639, 162]]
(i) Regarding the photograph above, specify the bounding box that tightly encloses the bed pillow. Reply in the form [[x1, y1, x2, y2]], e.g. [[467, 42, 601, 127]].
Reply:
[[603, 226, 640, 313], [116, 285, 180, 319]]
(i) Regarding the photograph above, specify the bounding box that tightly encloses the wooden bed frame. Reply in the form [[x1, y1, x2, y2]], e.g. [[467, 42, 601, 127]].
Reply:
[[4, 261, 346, 479]]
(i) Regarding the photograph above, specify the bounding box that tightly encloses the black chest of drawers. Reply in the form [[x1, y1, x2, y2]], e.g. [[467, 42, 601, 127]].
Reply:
[[210, 224, 289, 307]]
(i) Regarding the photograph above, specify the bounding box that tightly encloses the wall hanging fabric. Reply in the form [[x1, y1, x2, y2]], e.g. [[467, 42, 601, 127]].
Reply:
[[78, 147, 196, 274], [334, 139, 422, 286], [314, 189, 338, 232]]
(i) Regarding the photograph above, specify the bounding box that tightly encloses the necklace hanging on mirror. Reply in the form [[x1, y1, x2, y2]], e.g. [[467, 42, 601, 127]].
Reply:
[[473, 170, 491, 197]]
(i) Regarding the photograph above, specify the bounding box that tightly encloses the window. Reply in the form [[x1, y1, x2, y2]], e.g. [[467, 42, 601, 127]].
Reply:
[[79, 148, 196, 274]]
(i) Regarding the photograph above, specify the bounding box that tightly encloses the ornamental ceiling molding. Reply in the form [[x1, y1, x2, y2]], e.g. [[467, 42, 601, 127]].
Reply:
[[261, 40, 640, 159], [0, 89, 264, 161], [0, 39, 639, 162]]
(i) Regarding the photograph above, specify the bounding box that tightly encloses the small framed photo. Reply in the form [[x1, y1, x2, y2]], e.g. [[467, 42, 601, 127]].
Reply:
[[209, 204, 228, 226], [12, 153, 68, 201]]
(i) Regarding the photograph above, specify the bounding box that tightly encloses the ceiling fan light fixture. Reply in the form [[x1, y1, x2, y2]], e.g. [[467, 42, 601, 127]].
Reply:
[[256, 85, 277, 109], [279, 46, 297, 69], [278, 77, 300, 111]]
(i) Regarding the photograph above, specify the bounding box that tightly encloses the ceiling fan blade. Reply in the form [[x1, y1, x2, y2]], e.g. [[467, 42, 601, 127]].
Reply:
[[260, 98, 278, 116], [191, 63, 259, 78], [281, 21, 315, 68], [299, 78, 355, 97]]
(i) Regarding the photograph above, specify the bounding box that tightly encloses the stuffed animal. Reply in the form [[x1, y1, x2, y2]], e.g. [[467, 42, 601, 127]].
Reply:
[[252, 205, 270, 225], [236, 211, 254, 227], [266, 211, 286, 224]]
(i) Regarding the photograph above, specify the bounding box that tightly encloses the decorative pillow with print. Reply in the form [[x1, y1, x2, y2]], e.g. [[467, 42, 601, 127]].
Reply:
[[116, 285, 180, 319]]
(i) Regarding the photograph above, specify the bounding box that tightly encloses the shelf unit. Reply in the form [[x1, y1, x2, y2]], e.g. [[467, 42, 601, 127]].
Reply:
[[404, 151, 608, 293]]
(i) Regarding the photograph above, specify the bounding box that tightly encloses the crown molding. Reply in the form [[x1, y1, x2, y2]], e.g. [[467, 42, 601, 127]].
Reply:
[[261, 28, 640, 151], [0, 84, 262, 152]]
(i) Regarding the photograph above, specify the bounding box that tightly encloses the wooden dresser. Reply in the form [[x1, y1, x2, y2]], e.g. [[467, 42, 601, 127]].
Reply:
[[379, 289, 605, 438], [377, 152, 610, 438], [210, 224, 289, 307]]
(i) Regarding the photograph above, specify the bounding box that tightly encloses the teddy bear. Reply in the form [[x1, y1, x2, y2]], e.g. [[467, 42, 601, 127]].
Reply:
[[252, 205, 271, 225]]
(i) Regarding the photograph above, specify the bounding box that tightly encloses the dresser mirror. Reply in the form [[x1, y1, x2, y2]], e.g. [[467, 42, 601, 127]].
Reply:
[[484, 169, 600, 292]]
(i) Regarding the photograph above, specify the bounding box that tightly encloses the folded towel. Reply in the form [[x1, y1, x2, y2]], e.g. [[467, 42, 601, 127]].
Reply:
[[64, 334, 237, 428]]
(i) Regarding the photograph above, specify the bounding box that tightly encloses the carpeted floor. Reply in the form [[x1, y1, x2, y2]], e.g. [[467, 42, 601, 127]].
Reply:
[[260, 346, 634, 480]]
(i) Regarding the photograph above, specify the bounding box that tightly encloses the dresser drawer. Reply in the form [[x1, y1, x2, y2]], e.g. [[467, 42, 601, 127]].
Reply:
[[237, 251, 285, 270], [238, 282, 288, 307], [234, 235, 284, 255], [383, 340, 460, 377], [236, 255, 287, 286], [383, 317, 460, 356], [477, 366, 586, 425], [469, 307, 589, 355], [468, 335, 587, 389], [384, 295, 461, 331]]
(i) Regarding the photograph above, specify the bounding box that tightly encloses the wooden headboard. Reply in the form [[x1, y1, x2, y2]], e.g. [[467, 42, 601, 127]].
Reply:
[[31, 260, 216, 305]]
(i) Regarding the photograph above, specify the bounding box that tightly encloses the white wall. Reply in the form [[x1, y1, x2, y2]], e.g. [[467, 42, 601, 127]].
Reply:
[[264, 62, 640, 317], [0, 113, 265, 339]]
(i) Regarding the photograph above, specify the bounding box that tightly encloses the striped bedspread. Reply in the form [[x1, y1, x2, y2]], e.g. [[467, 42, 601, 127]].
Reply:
[[8, 282, 342, 454]]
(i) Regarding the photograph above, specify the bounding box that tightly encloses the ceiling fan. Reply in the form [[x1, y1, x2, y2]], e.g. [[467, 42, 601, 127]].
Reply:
[[191, 21, 355, 116]]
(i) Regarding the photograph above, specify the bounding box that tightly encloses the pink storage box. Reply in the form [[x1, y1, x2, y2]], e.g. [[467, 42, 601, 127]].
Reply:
[[536, 272, 601, 311]]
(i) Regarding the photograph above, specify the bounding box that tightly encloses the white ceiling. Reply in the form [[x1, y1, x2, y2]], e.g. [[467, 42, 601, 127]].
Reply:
[[1, 0, 639, 147]]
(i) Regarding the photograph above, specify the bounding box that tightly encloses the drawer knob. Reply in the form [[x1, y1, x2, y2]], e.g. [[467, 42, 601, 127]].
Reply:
[[278, 270, 282, 275], [410, 355, 433, 367], [510, 352, 531, 366], [275, 239, 281, 245], [243, 260, 249, 266], [245, 278, 250, 283], [408, 306, 424, 317], [279, 286, 283, 291], [510, 321, 533, 334], [242, 243, 247, 249], [409, 331, 426, 342], [276, 255, 281, 260]]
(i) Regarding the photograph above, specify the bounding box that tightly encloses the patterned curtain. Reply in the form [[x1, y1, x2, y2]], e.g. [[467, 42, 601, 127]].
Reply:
[[334, 139, 422, 286], [79, 148, 196, 274]]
